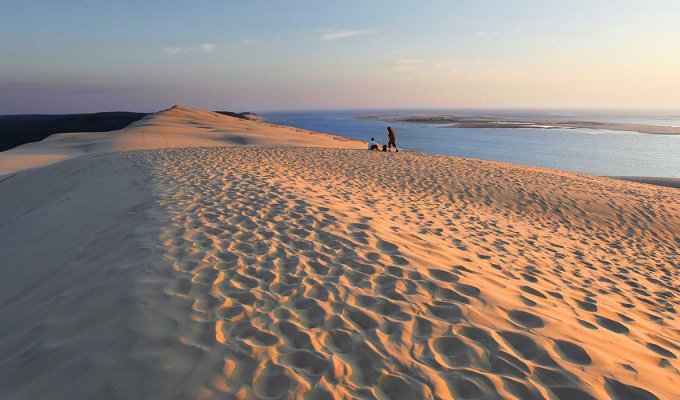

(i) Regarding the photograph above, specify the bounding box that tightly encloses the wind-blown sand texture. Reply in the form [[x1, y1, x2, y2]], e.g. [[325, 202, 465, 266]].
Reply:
[[0, 107, 678, 400]]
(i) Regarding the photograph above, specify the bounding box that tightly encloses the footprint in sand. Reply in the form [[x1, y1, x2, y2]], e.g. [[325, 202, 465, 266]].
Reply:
[[455, 283, 481, 299], [520, 295, 538, 307], [432, 336, 472, 368], [253, 363, 294, 400], [236, 327, 279, 346], [499, 331, 557, 366], [577, 319, 597, 330], [459, 326, 500, 351], [508, 309, 545, 329], [605, 378, 659, 400], [550, 387, 597, 400], [375, 374, 434, 400], [216, 305, 245, 319], [280, 349, 330, 377], [443, 373, 496, 399], [646, 343, 676, 359], [376, 239, 399, 254], [577, 299, 598, 312], [554, 340, 592, 365], [322, 329, 354, 353], [520, 285, 547, 299], [595, 315, 629, 334], [347, 309, 380, 331], [434, 286, 471, 304], [428, 268, 460, 282], [427, 302, 463, 322]]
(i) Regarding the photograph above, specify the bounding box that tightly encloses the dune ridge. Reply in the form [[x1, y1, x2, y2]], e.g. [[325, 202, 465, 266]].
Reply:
[[0, 107, 678, 399], [0, 105, 363, 176]]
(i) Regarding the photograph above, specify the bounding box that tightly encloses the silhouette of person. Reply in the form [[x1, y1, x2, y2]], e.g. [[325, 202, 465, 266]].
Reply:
[[387, 127, 399, 152]]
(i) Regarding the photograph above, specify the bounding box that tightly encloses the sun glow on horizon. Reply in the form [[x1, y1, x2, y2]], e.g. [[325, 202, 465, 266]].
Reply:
[[1, 0, 679, 113]]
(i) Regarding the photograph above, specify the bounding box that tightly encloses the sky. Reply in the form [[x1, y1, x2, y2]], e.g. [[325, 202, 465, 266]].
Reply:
[[1, 0, 680, 113]]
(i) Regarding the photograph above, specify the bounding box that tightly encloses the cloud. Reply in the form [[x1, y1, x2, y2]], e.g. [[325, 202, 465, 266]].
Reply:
[[389, 58, 425, 72], [478, 28, 524, 37], [198, 43, 217, 53], [432, 60, 458, 71], [161, 46, 187, 55], [392, 58, 424, 65], [319, 29, 376, 41], [388, 58, 461, 74], [228, 39, 257, 48], [161, 43, 218, 55]]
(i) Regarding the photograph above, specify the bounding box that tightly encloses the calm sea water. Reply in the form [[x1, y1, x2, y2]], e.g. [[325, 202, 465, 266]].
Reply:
[[261, 109, 680, 178]]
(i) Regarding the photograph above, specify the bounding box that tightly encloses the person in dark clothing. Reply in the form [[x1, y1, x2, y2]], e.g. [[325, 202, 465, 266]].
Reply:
[[387, 126, 399, 152]]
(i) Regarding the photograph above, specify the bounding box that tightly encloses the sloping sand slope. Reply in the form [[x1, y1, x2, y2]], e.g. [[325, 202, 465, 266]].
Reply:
[[0, 105, 363, 175], [0, 109, 678, 399]]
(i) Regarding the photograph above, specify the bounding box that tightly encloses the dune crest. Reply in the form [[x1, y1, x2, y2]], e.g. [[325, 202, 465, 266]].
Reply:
[[0, 105, 363, 176]]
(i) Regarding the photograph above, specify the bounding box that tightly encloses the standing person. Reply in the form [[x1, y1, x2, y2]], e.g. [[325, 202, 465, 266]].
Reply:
[[387, 127, 399, 152]]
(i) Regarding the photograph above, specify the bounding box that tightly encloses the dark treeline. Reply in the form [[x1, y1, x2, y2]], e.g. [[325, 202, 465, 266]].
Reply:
[[0, 111, 258, 152]]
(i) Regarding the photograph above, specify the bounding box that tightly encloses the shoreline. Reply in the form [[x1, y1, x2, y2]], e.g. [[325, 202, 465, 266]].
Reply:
[[356, 115, 680, 135], [610, 176, 680, 189], [3, 106, 678, 191]]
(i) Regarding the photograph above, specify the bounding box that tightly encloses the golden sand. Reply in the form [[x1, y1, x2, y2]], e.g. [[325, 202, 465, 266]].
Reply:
[[0, 107, 677, 399]]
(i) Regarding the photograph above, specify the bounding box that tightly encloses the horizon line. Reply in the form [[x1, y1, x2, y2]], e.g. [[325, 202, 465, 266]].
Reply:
[[3, 105, 680, 117]]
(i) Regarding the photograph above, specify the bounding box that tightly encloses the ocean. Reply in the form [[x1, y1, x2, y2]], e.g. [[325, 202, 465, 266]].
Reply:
[[261, 109, 680, 178]]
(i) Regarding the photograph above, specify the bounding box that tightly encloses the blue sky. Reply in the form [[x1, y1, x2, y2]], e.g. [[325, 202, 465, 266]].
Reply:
[[1, 0, 679, 113]]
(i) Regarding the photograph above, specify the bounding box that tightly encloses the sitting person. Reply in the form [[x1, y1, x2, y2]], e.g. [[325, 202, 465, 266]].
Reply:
[[368, 137, 380, 150]]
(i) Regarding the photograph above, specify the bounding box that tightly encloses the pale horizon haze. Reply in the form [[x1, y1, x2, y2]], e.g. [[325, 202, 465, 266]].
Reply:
[[1, 0, 679, 113]]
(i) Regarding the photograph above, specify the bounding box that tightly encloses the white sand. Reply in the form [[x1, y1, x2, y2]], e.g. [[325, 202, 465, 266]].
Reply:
[[0, 107, 678, 400]]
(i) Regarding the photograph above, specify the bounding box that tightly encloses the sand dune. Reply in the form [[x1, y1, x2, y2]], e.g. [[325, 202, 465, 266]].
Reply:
[[0, 105, 363, 176], [0, 107, 678, 399]]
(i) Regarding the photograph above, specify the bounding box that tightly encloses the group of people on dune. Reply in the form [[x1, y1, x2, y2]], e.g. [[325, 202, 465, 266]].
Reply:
[[368, 126, 399, 152]]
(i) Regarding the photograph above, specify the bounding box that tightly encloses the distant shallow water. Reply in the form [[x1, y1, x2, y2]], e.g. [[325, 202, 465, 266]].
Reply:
[[261, 110, 680, 178]]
